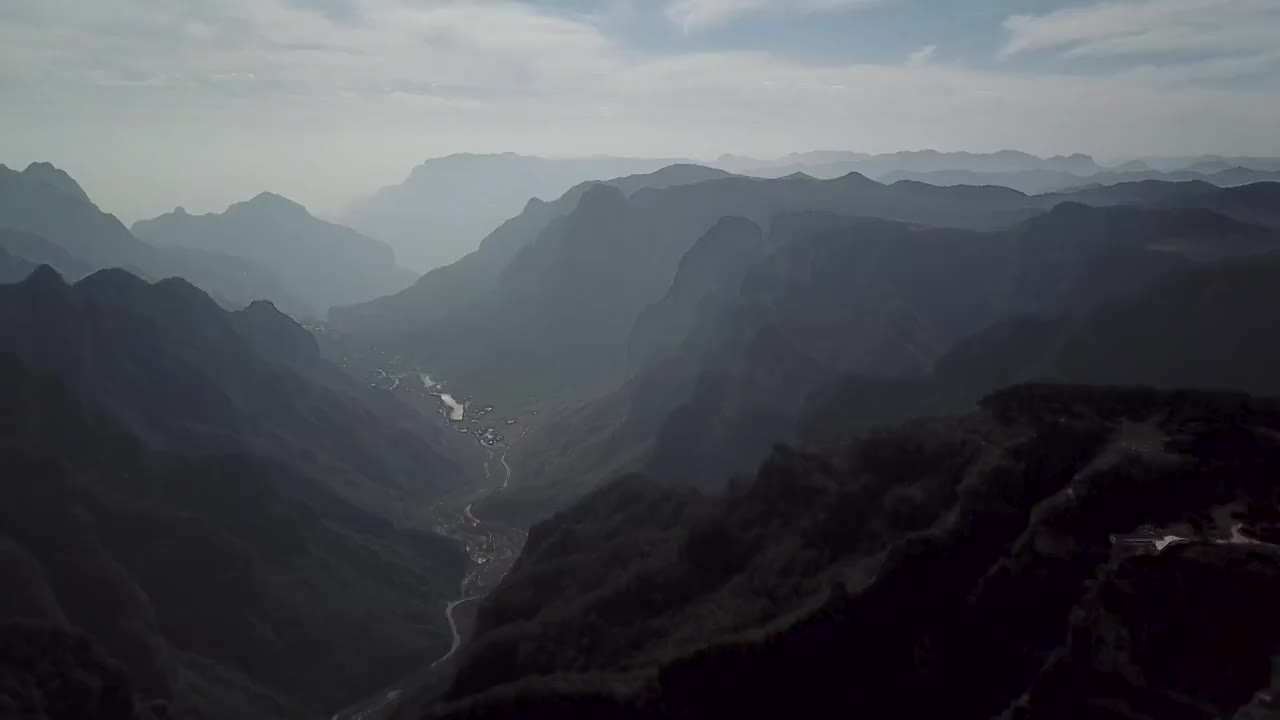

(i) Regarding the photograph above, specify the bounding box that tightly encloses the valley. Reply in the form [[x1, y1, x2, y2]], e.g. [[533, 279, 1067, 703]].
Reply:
[[7, 2, 1280, 716], [5, 151, 1280, 720], [333, 370, 536, 720]]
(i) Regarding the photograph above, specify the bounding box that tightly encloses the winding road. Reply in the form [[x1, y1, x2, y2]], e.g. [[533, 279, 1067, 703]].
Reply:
[[432, 596, 479, 668], [333, 422, 530, 719]]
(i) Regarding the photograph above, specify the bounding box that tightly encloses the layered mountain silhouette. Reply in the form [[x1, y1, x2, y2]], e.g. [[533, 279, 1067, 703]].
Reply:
[[340, 154, 693, 272], [0, 266, 462, 508], [880, 166, 1280, 195], [330, 164, 733, 339], [133, 193, 415, 316], [326, 170, 1036, 401], [717, 150, 1280, 180], [12, 146, 1280, 720], [481, 203, 1280, 525], [345, 150, 1242, 275], [0, 162, 316, 316], [714, 149, 1105, 178], [0, 163, 149, 269], [330, 171, 1280, 411], [0, 227, 96, 281]]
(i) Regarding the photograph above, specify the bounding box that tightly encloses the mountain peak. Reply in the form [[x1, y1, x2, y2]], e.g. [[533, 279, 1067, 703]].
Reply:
[[232, 191, 309, 217], [154, 275, 222, 312], [19, 263, 68, 292], [576, 182, 628, 211], [251, 190, 302, 207], [834, 170, 879, 186], [75, 267, 151, 300], [234, 299, 319, 363], [19, 162, 92, 204]]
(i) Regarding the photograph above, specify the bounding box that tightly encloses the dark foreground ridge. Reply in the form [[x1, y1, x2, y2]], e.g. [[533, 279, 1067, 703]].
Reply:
[[435, 384, 1280, 719]]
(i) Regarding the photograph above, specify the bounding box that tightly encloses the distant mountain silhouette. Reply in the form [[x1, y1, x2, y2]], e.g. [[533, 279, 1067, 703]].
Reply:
[[133, 192, 415, 315], [330, 164, 733, 339], [327, 171, 1051, 403], [718, 150, 1280, 179], [0, 163, 149, 268], [880, 166, 1280, 195], [1183, 155, 1280, 173], [1041, 180, 1280, 227], [0, 351, 466, 718], [329, 171, 1280, 425], [0, 227, 96, 280], [340, 153, 694, 271], [729, 149, 1103, 180], [437, 384, 1280, 719], [0, 162, 318, 317]]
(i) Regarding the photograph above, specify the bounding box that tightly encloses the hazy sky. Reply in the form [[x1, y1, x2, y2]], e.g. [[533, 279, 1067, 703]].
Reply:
[[2, 0, 1278, 222]]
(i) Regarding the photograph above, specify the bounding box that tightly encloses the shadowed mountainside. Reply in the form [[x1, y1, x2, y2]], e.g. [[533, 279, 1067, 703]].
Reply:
[[485, 204, 1280, 525], [328, 174, 1280, 410], [0, 352, 466, 719], [435, 384, 1280, 720], [0, 266, 464, 517]]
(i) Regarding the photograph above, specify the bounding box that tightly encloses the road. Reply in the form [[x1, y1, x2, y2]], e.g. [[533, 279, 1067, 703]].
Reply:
[[332, 422, 531, 720], [432, 596, 480, 668]]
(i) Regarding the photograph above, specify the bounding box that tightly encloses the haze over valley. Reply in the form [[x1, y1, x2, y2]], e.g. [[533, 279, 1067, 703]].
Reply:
[[4, 1, 1280, 719]]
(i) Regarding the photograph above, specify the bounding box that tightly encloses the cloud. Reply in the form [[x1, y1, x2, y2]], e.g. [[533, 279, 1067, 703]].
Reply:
[[1, 0, 1278, 222], [1002, 0, 1280, 58], [0, 0, 619, 98], [906, 44, 936, 66], [665, 0, 884, 32]]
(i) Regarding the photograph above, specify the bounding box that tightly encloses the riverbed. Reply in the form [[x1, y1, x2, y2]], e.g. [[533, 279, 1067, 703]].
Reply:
[[418, 372, 466, 421]]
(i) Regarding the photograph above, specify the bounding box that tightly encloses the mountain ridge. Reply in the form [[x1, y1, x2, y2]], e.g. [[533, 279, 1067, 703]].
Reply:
[[133, 191, 414, 316]]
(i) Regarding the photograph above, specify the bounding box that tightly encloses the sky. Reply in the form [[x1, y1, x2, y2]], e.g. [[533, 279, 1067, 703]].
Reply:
[[1, 0, 1278, 222]]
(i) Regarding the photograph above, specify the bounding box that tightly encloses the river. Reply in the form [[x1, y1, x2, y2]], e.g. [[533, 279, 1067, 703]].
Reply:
[[418, 372, 466, 421]]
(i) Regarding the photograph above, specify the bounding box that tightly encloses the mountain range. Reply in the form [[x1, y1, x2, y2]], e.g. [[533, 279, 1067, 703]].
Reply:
[[1, 162, 417, 320], [336, 152, 1280, 279], [0, 266, 468, 718], [433, 254, 1280, 717], [439, 382, 1280, 719], [133, 193, 415, 316], [879, 166, 1280, 196], [330, 164, 733, 340], [717, 148, 1105, 178], [8, 149, 1280, 720], [326, 171, 1280, 409], [327, 171, 1038, 402], [478, 201, 1280, 525], [339, 154, 690, 272]]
